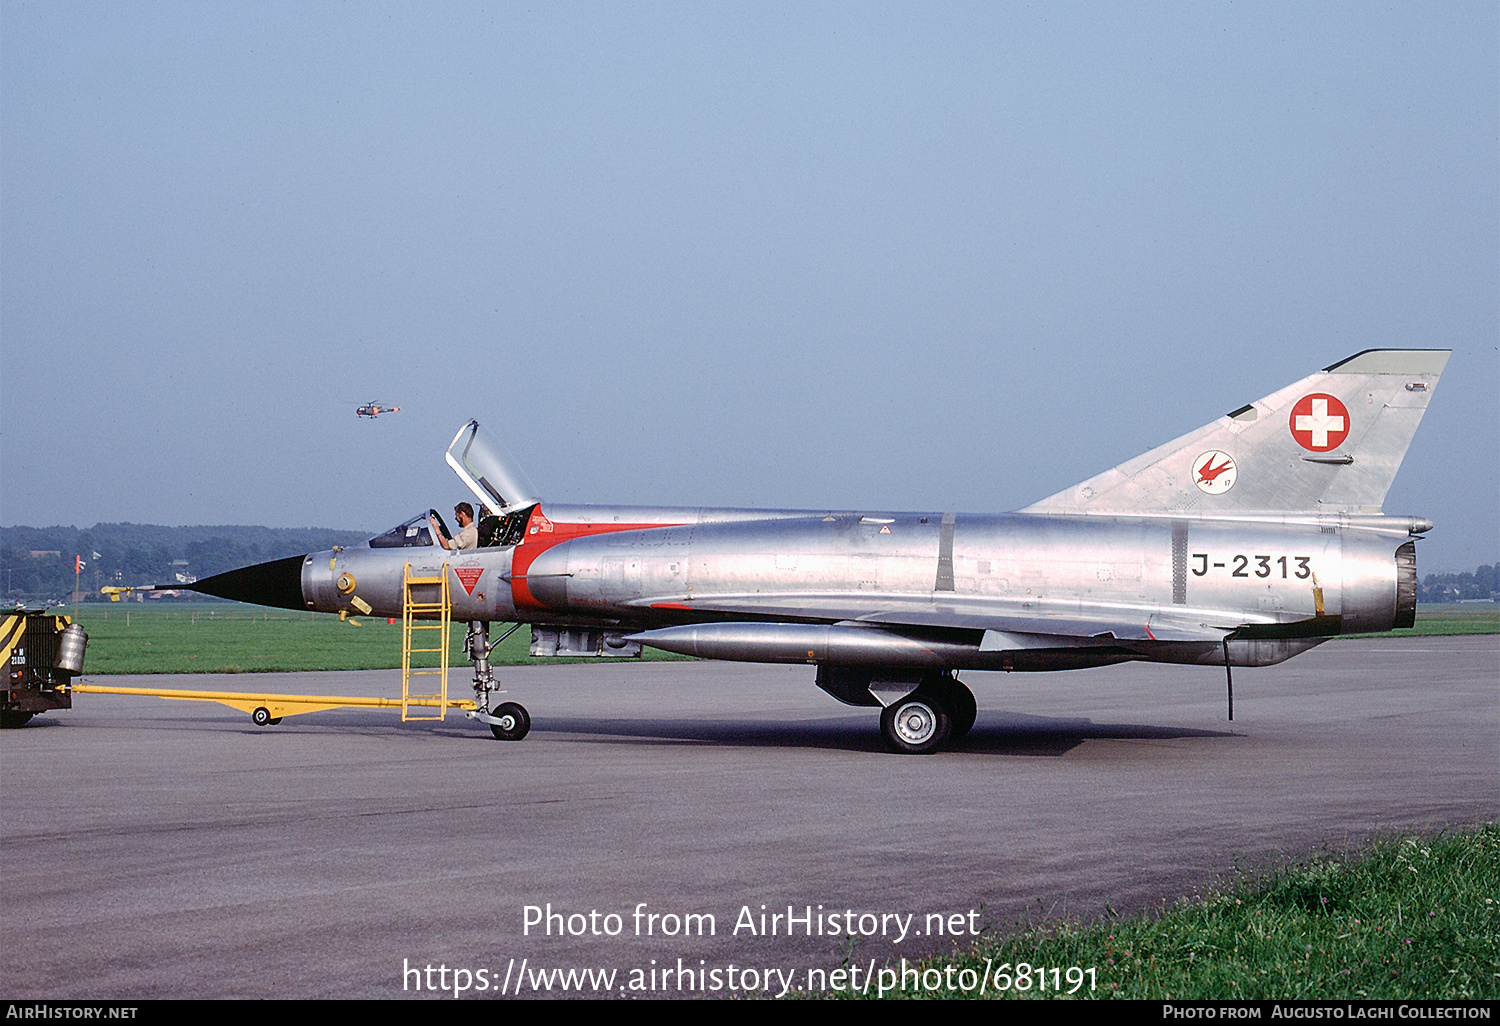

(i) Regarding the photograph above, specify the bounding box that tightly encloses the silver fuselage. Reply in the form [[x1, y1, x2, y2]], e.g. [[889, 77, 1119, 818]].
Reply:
[[300, 503, 1417, 670]]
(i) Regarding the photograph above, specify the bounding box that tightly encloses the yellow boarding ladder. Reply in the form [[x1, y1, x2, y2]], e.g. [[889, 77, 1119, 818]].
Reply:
[[401, 562, 451, 721]]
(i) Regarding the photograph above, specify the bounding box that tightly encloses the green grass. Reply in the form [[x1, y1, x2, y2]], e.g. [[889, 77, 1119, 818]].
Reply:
[[1339, 606, 1499, 639], [70, 603, 687, 674], [834, 826, 1499, 1000], [70, 603, 1494, 675]]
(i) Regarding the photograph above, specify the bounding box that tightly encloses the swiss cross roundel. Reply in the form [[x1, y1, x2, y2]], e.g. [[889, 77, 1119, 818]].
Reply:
[[1288, 393, 1350, 452]]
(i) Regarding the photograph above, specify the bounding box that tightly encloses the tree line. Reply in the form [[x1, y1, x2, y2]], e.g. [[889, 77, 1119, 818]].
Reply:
[[1419, 564, 1498, 603], [2, 523, 371, 603]]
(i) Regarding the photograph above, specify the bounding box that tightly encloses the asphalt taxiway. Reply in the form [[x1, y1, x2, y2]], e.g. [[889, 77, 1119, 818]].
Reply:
[[3, 636, 1495, 998]]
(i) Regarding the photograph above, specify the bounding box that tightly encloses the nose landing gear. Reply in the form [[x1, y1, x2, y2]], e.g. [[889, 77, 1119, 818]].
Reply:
[[461, 621, 531, 741], [486, 701, 530, 741]]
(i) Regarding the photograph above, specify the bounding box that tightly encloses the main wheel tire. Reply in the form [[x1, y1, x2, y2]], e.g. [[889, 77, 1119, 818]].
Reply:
[[0, 710, 34, 729], [489, 701, 530, 741], [927, 676, 977, 739], [880, 694, 950, 754], [252, 707, 273, 727]]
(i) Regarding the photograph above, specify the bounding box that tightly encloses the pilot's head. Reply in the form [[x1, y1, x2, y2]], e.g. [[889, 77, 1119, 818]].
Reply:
[[454, 502, 475, 526]]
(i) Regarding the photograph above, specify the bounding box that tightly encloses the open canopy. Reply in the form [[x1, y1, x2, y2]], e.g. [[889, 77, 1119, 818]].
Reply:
[[445, 420, 540, 516]]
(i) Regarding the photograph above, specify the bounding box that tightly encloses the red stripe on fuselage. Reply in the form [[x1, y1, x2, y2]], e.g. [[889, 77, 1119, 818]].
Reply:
[[509, 507, 688, 612]]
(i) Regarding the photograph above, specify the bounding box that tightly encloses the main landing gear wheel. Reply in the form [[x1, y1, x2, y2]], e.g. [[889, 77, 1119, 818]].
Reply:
[[251, 707, 274, 727], [489, 702, 530, 741], [0, 710, 34, 729], [880, 694, 951, 755], [926, 676, 977, 739]]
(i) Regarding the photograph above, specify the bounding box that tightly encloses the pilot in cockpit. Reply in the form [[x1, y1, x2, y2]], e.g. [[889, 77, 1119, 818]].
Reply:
[[434, 502, 478, 551]]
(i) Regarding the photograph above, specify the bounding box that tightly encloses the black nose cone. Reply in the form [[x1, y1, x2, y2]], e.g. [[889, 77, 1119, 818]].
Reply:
[[182, 554, 308, 610]]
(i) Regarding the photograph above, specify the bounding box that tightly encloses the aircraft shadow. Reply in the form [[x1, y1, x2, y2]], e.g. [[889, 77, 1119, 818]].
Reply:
[[531, 712, 1237, 757], [30, 705, 1234, 757]]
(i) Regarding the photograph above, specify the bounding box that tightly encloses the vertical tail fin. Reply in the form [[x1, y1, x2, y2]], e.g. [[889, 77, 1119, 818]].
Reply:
[[1020, 349, 1449, 516]]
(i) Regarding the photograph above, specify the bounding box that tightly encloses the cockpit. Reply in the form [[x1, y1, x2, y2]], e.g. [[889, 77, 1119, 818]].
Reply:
[[366, 506, 536, 549], [366, 421, 543, 550], [368, 511, 448, 549]]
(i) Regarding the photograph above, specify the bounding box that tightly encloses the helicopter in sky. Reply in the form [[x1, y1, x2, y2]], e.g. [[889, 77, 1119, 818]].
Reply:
[[356, 401, 401, 419]]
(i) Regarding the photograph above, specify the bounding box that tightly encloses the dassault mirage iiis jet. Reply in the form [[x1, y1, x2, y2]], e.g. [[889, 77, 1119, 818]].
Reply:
[[191, 349, 1448, 752]]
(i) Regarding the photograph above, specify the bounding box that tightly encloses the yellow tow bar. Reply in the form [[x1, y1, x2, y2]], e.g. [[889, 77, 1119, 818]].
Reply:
[[71, 684, 476, 726]]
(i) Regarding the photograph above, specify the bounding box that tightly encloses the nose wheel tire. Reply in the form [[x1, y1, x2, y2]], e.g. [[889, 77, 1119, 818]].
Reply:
[[880, 695, 951, 754], [489, 701, 531, 741]]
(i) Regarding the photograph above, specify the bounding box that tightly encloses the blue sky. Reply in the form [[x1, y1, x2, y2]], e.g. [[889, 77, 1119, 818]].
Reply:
[[3, 3, 1495, 570]]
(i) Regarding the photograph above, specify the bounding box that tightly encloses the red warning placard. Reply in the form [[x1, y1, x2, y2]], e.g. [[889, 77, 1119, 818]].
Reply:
[[454, 567, 484, 596]]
